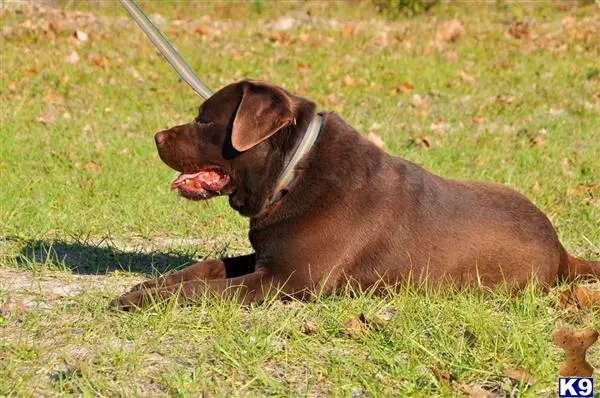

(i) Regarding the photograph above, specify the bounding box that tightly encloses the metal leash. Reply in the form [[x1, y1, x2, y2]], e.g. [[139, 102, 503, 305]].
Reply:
[[118, 0, 213, 99]]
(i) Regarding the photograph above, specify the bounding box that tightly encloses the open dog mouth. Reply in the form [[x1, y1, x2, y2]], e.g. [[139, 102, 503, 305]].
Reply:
[[170, 168, 229, 200]]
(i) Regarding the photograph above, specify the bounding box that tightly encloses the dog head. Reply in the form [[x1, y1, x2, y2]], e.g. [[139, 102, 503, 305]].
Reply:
[[154, 80, 316, 216]]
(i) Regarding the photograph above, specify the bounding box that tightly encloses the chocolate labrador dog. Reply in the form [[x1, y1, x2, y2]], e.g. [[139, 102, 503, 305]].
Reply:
[[116, 80, 599, 310]]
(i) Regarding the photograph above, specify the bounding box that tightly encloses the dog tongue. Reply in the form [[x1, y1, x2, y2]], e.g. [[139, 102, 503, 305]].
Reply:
[[170, 172, 200, 189], [170, 169, 228, 191]]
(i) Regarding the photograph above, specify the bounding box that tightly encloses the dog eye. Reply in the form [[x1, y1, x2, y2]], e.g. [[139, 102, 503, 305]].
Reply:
[[195, 116, 208, 124]]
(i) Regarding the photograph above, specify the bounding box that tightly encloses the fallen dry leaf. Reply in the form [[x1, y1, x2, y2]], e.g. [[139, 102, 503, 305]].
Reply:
[[561, 16, 576, 27], [578, 177, 599, 192], [301, 320, 318, 335], [430, 119, 449, 134], [270, 31, 286, 43], [42, 93, 62, 105], [74, 30, 88, 42], [47, 20, 60, 33], [2, 26, 13, 38], [412, 94, 430, 117], [325, 93, 338, 106], [370, 122, 382, 131], [127, 67, 144, 83], [296, 63, 310, 73], [573, 284, 600, 309], [358, 312, 390, 330], [507, 22, 531, 40], [459, 70, 476, 84], [298, 32, 309, 43], [530, 128, 547, 148], [341, 23, 355, 38], [585, 197, 600, 209], [431, 367, 454, 386], [375, 307, 397, 322], [561, 158, 573, 177], [496, 94, 515, 105], [91, 55, 107, 69], [401, 81, 414, 92], [65, 50, 80, 64], [457, 381, 492, 398], [436, 19, 464, 43], [194, 25, 210, 36], [341, 317, 368, 339], [228, 48, 243, 61], [166, 27, 180, 37], [149, 13, 167, 27], [472, 116, 484, 125], [343, 75, 355, 87], [17, 300, 26, 315], [559, 287, 581, 310], [273, 16, 295, 31], [85, 161, 102, 173], [532, 181, 543, 196], [390, 81, 413, 95], [36, 108, 57, 125], [411, 135, 432, 149], [374, 31, 389, 48], [505, 368, 537, 386], [549, 108, 565, 116], [552, 327, 599, 377]]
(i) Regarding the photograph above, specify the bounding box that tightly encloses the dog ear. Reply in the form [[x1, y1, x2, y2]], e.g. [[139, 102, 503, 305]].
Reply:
[[231, 82, 294, 152]]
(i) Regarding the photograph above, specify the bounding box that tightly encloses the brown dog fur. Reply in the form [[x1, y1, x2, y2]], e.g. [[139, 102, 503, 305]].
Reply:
[[116, 80, 599, 310]]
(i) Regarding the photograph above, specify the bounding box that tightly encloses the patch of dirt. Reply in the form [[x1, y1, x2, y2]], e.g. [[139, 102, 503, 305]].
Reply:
[[0, 266, 143, 314]]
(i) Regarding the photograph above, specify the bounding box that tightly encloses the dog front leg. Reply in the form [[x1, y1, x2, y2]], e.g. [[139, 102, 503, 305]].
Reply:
[[128, 254, 256, 292], [115, 268, 274, 311]]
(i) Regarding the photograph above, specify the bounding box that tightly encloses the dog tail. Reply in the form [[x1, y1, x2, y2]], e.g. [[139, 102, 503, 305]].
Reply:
[[558, 250, 600, 280]]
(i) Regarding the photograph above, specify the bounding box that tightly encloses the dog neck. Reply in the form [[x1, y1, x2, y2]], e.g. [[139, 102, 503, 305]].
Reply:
[[250, 113, 323, 224], [269, 113, 323, 205], [270, 113, 323, 203]]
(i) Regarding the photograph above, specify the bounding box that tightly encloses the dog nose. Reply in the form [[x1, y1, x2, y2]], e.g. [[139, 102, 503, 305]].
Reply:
[[155, 131, 170, 146]]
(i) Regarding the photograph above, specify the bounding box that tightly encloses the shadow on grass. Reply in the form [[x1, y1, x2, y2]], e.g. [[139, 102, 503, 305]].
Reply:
[[9, 237, 197, 275]]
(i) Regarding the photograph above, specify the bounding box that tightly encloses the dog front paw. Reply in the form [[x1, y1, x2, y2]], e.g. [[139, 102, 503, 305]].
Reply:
[[112, 291, 145, 312]]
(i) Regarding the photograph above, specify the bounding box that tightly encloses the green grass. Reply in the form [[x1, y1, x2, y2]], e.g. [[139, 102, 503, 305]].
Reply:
[[1, 1, 599, 396]]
